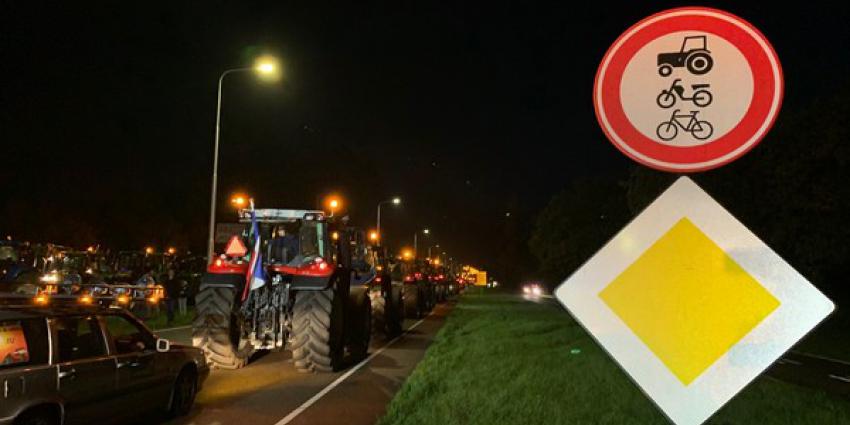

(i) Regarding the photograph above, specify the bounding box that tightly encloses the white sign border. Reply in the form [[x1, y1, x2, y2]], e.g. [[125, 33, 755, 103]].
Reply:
[[595, 8, 783, 172], [555, 177, 834, 425]]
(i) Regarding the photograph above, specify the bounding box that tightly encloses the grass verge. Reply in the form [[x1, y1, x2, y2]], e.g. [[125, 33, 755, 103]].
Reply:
[[378, 292, 850, 425]]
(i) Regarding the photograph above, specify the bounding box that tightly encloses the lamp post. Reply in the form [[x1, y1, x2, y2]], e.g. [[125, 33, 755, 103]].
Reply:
[[206, 56, 280, 263], [376, 197, 401, 247], [414, 228, 430, 258]]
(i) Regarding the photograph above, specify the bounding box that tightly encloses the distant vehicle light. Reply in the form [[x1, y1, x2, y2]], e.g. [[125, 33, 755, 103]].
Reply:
[[523, 287, 531, 294], [40, 273, 59, 283], [532, 286, 542, 296]]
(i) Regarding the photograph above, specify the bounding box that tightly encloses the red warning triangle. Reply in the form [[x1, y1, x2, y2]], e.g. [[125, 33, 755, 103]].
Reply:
[[224, 235, 248, 257]]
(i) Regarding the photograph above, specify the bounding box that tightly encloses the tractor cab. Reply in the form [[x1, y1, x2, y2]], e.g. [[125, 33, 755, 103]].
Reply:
[[211, 209, 336, 285]]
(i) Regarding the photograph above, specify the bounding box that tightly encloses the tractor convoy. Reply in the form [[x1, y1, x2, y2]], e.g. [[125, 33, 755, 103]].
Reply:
[[0, 205, 465, 374], [192, 206, 461, 372]]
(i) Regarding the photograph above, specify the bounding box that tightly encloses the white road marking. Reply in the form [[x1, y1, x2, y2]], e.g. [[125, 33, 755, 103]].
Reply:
[[155, 325, 192, 333], [274, 312, 434, 425]]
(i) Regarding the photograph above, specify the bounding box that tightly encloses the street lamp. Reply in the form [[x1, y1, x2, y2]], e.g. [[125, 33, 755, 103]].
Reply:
[[206, 55, 281, 263], [327, 197, 342, 217], [231, 194, 249, 208], [376, 196, 401, 246], [414, 228, 430, 258]]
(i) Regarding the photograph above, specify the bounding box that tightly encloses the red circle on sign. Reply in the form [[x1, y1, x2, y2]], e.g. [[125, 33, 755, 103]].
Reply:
[[593, 7, 783, 172]]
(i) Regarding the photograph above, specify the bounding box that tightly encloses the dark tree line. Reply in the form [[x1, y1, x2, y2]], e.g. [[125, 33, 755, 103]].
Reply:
[[531, 82, 850, 302]]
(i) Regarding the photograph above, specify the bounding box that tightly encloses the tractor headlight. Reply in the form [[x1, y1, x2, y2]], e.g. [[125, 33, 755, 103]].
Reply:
[[40, 273, 59, 283]]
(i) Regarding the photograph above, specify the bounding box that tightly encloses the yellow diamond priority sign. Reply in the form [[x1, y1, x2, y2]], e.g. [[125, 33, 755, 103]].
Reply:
[[555, 177, 834, 425]]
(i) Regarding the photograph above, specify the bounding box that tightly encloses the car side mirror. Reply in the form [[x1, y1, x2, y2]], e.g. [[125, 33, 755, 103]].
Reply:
[[156, 338, 170, 353]]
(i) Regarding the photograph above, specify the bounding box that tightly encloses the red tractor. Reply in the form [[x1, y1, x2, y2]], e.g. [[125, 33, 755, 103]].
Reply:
[[192, 208, 372, 372]]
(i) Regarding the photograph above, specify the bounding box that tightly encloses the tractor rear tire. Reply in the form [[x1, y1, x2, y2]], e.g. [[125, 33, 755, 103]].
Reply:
[[403, 285, 422, 319], [192, 286, 254, 369], [347, 292, 371, 362], [372, 286, 404, 338], [291, 289, 344, 373], [387, 285, 404, 337]]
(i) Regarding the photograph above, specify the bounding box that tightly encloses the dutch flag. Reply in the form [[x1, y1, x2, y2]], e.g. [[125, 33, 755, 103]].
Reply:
[[242, 209, 268, 301]]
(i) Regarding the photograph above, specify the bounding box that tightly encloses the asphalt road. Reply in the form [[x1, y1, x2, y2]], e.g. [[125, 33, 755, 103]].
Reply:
[[140, 301, 454, 425]]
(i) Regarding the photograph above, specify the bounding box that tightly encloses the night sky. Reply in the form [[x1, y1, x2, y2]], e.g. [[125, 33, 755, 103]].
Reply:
[[2, 2, 849, 279]]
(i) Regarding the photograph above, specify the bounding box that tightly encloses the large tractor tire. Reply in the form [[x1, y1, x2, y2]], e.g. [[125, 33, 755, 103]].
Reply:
[[291, 289, 344, 373], [387, 285, 404, 336], [372, 286, 404, 338], [192, 285, 254, 369], [425, 284, 436, 311], [347, 290, 371, 362], [403, 284, 422, 319]]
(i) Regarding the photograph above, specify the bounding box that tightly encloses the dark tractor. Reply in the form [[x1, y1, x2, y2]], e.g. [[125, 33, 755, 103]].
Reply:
[[367, 246, 404, 339], [0, 241, 41, 294], [192, 209, 372, 372], [657, 35, 713, 77], [398, 259, 434, 319]]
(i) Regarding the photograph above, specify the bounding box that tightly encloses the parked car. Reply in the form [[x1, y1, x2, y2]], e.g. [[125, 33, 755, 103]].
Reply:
[[0, 298, 209, 425]]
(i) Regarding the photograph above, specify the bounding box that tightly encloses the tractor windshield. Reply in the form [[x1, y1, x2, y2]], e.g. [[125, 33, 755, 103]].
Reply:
[[262, 220, 329, 266]]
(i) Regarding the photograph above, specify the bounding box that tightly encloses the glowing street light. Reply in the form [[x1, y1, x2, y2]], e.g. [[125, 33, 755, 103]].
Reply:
[[401, 249, 413, 260], [145, 246, 155, 255], [231, 194, 249, 208], [206, 54, 282, 263], [369, 231, 379, 242], [167, 247, 177, 255], [254, 55, 281, 81], [326, 196, 342, 217]]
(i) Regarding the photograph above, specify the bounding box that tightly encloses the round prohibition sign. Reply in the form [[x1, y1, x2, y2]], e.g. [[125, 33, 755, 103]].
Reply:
[[593, 7, 783, 172]]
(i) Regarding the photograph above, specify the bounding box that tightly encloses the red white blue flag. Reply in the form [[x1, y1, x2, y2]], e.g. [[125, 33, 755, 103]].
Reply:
[[242, 209, 268, 301]]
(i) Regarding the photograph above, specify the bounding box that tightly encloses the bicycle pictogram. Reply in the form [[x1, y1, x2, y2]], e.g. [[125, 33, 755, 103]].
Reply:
[[656, 78, 712, 108], [656, 109, 714, 141]]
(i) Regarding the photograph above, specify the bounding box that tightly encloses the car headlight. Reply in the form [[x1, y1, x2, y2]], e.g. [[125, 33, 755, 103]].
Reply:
[[40, 273, 59, 283]]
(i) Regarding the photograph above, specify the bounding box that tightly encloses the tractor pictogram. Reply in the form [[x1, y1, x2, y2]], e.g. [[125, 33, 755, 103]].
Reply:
[[657, 35, 713, 77]]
